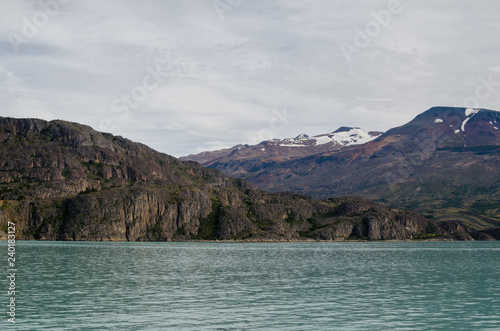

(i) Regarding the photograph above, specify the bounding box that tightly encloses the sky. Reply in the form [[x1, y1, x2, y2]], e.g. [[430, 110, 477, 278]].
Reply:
[[1, 0, 500, 157]]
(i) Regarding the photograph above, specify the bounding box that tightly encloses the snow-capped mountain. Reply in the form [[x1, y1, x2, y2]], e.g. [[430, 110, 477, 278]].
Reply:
[[290, 127, 382, 147], [181, 127, 383, 164], [179, 107, 500, 238], [202, 106, 500, 207]]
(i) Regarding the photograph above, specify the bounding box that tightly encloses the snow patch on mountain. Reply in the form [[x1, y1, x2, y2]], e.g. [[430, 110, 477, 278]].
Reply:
[[465, 108, 480, 116], [279, 144, 308, 147], [314, 135, 334, 145], [434, 119, 443, 123], [460, 108, 481, 132], [265, 127, 381, 148], [461, 117, 473, 132], [313, 128, 381, 147]]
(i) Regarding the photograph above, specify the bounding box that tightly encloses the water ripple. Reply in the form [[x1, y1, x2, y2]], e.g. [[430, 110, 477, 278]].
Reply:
[[0, 241, 498, 330]]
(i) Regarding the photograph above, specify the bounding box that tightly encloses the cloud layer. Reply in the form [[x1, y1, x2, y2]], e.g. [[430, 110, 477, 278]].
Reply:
[[1, 0, 500, 156]]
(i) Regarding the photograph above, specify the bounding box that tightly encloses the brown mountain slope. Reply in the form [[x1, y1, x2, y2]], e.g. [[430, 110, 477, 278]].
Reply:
[[181, 127, 383, 167], [1, 116, 481, 241], [201, 107, 500, 229]]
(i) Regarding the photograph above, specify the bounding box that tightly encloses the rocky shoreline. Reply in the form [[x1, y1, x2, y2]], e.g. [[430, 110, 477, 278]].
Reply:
[[1, 117, 498, 242]]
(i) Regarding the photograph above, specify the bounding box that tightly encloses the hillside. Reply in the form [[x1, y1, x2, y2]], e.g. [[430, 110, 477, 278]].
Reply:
[[1, 117, 483, 241], [194, 107, 500, 230], [181, 127, 382, 167]]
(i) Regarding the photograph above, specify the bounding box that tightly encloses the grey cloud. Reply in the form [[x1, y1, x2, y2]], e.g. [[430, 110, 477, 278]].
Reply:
[[1, 0, 499, 157]]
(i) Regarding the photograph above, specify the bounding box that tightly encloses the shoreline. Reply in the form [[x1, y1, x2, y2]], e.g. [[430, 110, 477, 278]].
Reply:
[[0, 238, 487, 243]]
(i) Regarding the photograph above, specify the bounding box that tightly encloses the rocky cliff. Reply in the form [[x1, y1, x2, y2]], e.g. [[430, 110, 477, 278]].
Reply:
[[0, 117, 495, 241], [194, 107, 500, 233]]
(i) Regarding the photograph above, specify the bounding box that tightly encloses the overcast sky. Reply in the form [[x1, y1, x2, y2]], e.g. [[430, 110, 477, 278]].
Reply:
[[1, 0, 500, 157]]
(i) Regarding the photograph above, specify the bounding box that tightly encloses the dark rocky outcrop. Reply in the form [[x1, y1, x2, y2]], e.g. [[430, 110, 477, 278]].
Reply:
[[191, 107, 500, 235], [0, 116, 495, 241]]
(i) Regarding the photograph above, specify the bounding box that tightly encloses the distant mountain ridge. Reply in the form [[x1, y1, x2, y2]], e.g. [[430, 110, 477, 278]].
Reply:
[[1, 116, 481, 241], [181, 126, 382, 167], [186, 107, 500, 231]]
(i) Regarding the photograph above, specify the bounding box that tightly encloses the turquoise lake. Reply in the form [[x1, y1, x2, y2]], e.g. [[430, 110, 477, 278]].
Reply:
[[1, 241, 499, 330]]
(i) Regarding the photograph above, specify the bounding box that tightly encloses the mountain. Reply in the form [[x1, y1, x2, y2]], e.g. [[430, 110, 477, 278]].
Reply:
[[180, 144, 250, 165], [1, 116, 477, 241], [181, 127, 382, 179], [192, 107, 500, 231]]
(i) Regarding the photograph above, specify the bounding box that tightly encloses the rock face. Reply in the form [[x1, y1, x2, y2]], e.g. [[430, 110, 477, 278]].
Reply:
[[192, 107, 500, 233], [0, 116, 496, 241]]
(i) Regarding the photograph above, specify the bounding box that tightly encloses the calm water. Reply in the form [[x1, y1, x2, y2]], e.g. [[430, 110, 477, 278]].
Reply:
[[0, 241, 499, 330]]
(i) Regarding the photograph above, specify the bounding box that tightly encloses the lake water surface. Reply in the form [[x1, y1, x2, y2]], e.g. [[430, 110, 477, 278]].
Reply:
[[1, 241, 499, 330]]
